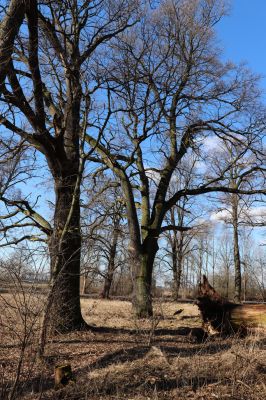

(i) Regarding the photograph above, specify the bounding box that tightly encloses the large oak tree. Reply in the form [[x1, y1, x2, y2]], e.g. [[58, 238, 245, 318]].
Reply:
[[0, 0, 139, 332], [85, 0, 266, 316]]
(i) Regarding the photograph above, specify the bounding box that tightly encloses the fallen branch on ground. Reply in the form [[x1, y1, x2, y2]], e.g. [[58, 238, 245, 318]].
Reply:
[[197, 275, 266, 335]]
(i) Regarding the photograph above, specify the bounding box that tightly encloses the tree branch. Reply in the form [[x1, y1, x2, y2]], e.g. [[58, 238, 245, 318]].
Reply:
[[0, 196, 53, 235], [0, 235, 46, 247], [159, 225, 192, 234], [0, 0, 25, 88], [26, 0, 46, 130]]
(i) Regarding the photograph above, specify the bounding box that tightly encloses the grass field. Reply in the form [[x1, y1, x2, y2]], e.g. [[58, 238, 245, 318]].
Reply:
[[0, 296, 266, 399]]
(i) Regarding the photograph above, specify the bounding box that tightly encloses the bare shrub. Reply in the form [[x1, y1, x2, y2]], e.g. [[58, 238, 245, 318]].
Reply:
[[0, 261, 44, 399]]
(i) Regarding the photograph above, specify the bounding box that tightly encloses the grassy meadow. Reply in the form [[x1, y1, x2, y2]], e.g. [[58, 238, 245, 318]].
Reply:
[[0, 295, 265, 399]]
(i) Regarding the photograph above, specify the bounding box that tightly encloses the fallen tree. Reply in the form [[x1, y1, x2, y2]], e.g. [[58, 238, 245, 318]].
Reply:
[[197, 275, 266, 335]]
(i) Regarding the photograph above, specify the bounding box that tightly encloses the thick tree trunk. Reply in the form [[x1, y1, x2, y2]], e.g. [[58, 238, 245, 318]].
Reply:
[[131, 238, 158, 318], [132, 254, 153, 318], [47, 172, 84, 332], [197, 275, 266, 335], [38, 170, 84, 357], [44, 64, 85, 333]]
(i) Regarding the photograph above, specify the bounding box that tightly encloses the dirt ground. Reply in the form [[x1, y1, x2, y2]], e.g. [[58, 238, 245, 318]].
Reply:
[[1, 297, 266, 399]]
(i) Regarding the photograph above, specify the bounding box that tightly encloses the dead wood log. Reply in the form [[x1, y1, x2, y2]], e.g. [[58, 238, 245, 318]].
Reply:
[[197, 275, 266, 335]]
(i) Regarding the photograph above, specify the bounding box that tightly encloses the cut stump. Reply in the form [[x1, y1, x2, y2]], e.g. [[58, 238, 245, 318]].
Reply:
[[197, 275, 266, 335], [54, 364, 74, 389]]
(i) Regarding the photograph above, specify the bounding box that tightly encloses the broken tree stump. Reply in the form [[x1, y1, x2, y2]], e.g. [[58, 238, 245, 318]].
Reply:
[[54, 364, 74, 389], [197, 275, 266, 335]]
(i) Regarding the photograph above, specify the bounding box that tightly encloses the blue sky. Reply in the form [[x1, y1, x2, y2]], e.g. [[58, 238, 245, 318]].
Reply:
[[217, 0, 266, 89], [212, 1, 266, 245], [1, 0, 266, 250]]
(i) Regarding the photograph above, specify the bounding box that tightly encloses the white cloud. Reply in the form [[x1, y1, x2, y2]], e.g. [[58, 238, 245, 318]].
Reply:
[[210, 209, 230, 222], [145, 168, 160, 184], [202, 136, 221, 150], [249, 207, 266, 218], [210, 206, 266, 225]]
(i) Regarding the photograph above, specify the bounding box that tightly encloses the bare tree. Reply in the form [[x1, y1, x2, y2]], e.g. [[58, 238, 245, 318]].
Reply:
[[162, 160, 202, 300], [99, 214, 123, 299], [82, 179, 126, 298], [0, 247, 47, 400], [85, 0, 266, 316], [0, 0, 139, 332], [218, 232, 233, 298], [210, 138, 265, 301], [253, 249, 266, 301]]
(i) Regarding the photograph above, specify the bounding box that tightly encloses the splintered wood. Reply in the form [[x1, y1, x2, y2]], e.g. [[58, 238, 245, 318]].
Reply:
[[197, 275, 266, 335]]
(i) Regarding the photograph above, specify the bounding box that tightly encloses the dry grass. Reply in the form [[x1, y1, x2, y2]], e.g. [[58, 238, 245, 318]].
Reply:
[[81, 298, 201, 329], [0, 296, 265, 400]]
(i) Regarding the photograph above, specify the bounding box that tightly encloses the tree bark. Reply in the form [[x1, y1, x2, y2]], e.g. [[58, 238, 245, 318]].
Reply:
[[44, 58, 85, 333], [131, 237, 158, 318], [132, 254, 153, 318], [47, 170, 84, 332]]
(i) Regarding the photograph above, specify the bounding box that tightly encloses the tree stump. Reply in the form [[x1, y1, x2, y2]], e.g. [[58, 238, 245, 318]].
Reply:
[[54, 364, 74, 389], [197, 275, 266, 335]]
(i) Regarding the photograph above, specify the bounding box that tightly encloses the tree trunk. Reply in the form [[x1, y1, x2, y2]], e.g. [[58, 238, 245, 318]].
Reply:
[[132, 254, 153, 318], [81, 274, 86, 295], [172, 244, 183, 301], [232, 195, 241, 302], [101, 224, 119, 299], [226, 263, 229, 298], [197, 275, 266, 335], [198, 239, 204, 285], [101, 275, 112, 299], [131, 237, 158, 318], [47, 171, 84, 332], [172, 249, 178, 300]]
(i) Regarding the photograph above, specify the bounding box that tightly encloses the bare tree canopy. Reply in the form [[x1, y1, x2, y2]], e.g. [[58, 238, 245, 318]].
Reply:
[[0, 0, 140, 332], [0, 0, 265, 322], [84, 0, 266, 316]]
